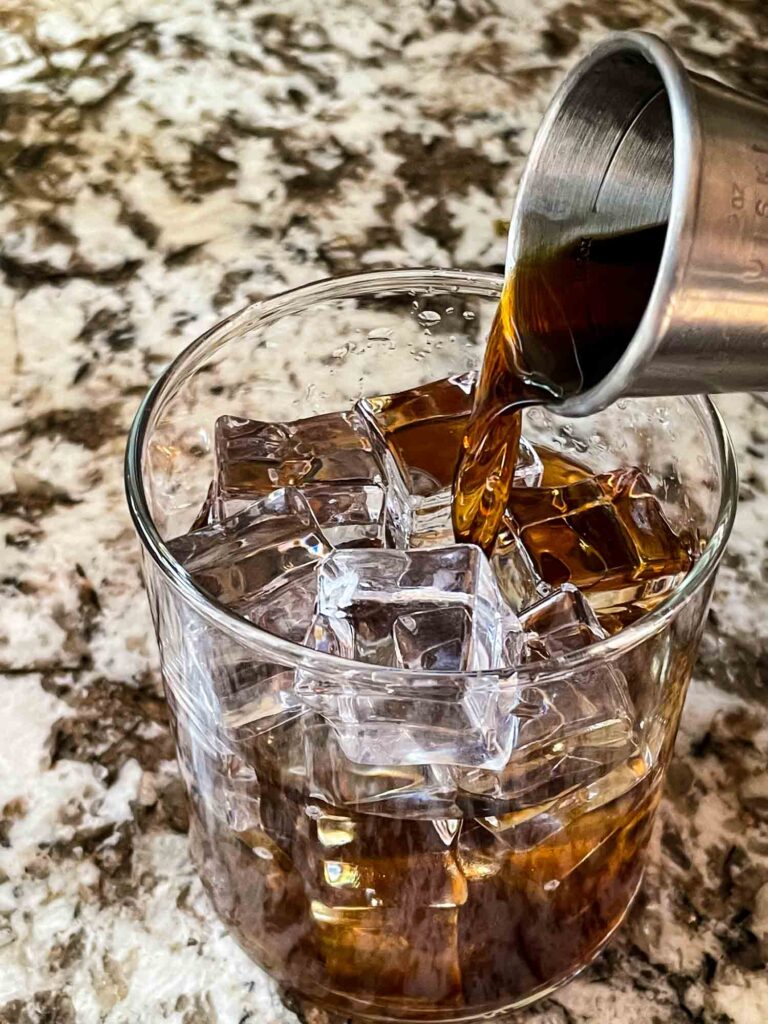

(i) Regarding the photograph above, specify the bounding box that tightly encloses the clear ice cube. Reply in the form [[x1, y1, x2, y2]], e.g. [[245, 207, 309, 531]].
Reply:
[[288, 797, 466, 1002], [307, 546, 516, 669], [311, 903, 463, 1004], [516, 585, 635, 756], [297, 546, 523, 768], [491, 525, 551, 612], [407, 488, 454, 549], [304, 484, 387, 550], [220, 663, 304, 733], [213, 410, 383, 515], [304, 811, 468, 911], [504, 466, 692, 628], [393, 607, 473, 671], [456, 585, 636, 810], [211, 410, 405, 548], [519, 581, 604, 656], [238, 561, 319, 644], [356, 374, 543, 548], [356, 372, 478, 498], [302, 717, 463, 817], [167, 486, 331, 611]]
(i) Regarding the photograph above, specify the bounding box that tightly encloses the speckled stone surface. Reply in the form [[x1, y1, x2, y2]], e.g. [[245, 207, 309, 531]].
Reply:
[[1, 1, 768, 1022]]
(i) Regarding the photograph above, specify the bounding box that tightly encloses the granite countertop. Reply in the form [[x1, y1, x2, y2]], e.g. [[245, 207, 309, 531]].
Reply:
[[2, 1, 768, 1021]]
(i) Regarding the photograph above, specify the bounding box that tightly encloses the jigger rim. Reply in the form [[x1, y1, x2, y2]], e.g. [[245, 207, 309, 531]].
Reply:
[[124, 268, 737, 689], [508, 30, 701, 418]]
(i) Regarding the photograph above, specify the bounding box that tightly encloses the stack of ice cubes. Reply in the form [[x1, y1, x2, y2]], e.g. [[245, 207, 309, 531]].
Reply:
[[169, 373, 636, 774]]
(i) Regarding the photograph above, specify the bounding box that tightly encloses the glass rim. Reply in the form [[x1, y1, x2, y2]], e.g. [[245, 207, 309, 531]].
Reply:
[[124, 267, 738, 686]]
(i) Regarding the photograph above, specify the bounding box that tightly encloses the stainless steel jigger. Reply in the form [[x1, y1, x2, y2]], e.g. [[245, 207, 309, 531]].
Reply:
[[508, 30, 768, 416]]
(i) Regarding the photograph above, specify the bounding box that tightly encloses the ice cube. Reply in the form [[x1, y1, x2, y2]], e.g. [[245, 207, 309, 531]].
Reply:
[[356, 374, 543, 548], [190, 481, 218, 529], [296, 806, 466, 1004], [491, 525, 551, 612], [307, 546, 516, 669], [516, 585, 636, 757], [513, 437, 543, 489], [303, 716, 463, 817], [212, 410, 405, 548], [393, 607, 474, 671], [213, 410, 383, 515], [456, 585, 636, 810], [357, 373, 478, 497], [167, 486, 331, 610], [297, 546, 523, 768], [504, 466, 692, 627], [220, 663, 304, 733], [304, 484, 387, 549], [407, 488, 454, 549], [455, 752, 654, 1003], [238, 561, 319, 644], [519, 581, 603, 655]]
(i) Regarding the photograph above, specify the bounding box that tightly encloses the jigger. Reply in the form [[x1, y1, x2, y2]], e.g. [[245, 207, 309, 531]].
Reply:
[[508, 31, 768, 416]]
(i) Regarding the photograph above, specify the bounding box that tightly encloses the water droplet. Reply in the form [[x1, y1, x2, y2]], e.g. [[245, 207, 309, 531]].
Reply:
[[445, 306, 454, 314], [253, 846, 273, 861], [367, 326, 394, 341], [417, 309, 442, 324], [543, 879, 560, 891], [462, 310, 476, 320]]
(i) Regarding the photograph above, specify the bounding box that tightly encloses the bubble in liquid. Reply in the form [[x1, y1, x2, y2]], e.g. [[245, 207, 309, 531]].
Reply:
[[462, 311, 475, 321]]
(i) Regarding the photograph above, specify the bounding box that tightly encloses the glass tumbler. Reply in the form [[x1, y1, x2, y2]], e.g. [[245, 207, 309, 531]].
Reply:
[[125, 270, 736, 1022]]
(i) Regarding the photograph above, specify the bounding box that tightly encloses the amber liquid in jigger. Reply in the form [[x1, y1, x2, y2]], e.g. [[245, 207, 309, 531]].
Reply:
[[181, 224, 698, 1019]]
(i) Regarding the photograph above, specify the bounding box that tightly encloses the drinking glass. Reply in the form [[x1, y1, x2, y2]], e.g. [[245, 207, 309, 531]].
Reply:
[[125, 269, 736, 1022]]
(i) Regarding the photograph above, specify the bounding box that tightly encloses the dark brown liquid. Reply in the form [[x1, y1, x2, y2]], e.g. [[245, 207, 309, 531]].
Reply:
[[452, 223, 668, 553], [190, 726, 661, 1021]]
